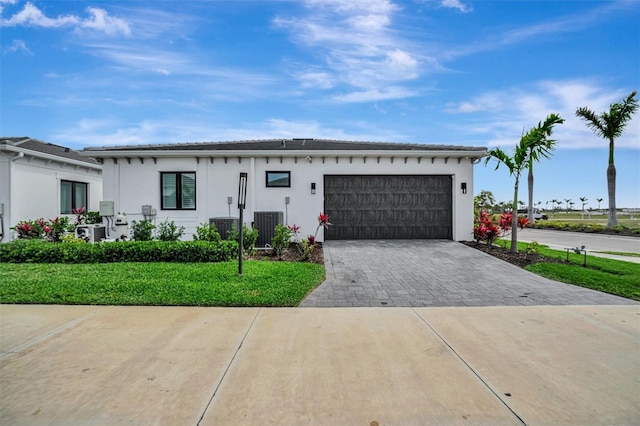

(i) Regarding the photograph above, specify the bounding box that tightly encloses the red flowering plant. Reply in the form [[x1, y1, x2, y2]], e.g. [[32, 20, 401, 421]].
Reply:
[[13, 220, 44, 239], [314, 212, 332, 242], [287, 224, 301, 244], [286, 223, 316, 260], [473, 210, 528, 249], [13, 216, 71, 242], [72, 207, 86, 225]]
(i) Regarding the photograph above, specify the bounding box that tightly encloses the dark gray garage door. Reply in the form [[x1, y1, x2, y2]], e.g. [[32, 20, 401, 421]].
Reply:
[[324, 175, 452, 240]]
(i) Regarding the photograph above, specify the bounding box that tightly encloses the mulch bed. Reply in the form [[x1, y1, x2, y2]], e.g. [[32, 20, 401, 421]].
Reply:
[[249, 243, 325, 265], [462, 241, 566, 269]]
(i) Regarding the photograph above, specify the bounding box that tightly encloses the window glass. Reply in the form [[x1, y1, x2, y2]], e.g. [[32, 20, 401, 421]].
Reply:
[[162, 173, 177, 209], [60, 180, 87, 214], [181, 173, 196, 209], [61, 181, 72, 214], [74, 182, 87, 210], [161, 172, 195, 210]]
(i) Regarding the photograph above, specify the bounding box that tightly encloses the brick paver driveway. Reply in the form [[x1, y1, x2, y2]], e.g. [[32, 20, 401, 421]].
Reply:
[[300, 240, 636, 307]]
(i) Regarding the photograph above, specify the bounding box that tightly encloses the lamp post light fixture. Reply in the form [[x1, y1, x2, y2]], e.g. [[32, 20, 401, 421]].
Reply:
[[237, 172, 248, 276]]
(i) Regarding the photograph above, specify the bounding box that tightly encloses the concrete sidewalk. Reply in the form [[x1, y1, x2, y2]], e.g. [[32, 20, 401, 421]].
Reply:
[[2, 304, 639, 425]]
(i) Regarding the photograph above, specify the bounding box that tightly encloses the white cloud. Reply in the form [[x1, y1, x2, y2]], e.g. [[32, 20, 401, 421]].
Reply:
[[274, 0, 429, 101], [296, 71, 334, 89], [0, 2, 130, 36], [3, 38, 32, 55], [80, 7, 131, 36], [332, 87, 417, 103], [445, 80, 640, 150], [441, 0, 472, 13], [2, 2, 79, 27]]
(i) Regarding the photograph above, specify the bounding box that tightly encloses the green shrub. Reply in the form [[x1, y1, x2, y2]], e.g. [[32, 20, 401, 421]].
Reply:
[[193, 222, 221, 242], [85, 211, 102, 224], [227, 224, 259, 256], [156, 219, 185, 241], [0, 239, 238, 264], [131, 219, 155, 241], [271, 224, 292, 259]]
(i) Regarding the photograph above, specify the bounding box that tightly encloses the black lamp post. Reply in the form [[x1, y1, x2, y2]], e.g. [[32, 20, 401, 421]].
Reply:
[[238, 172, 248, 276]]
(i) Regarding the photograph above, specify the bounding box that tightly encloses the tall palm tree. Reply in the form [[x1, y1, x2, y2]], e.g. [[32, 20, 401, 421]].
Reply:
[[564, 198, 572, 213], [596, 197, 603, 210], [576, 91, 638, 227], [485, 113, 564, 253]]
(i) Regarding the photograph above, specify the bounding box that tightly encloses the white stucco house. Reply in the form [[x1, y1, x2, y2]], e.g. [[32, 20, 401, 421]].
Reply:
[[0, 137, 103, 242], [80, 139, 487, 243]]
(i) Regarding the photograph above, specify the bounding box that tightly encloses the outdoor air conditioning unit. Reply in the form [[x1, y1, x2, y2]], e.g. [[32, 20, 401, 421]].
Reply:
[[254, 211, 284, 248], [75, 225, 106, 243], [209, 217, 238, 239]]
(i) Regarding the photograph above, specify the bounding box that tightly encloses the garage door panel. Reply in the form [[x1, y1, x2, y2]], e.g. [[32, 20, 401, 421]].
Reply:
[[324, 175, 452, 240]]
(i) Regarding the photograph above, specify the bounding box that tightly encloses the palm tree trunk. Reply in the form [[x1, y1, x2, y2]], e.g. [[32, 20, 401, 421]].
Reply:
[[528, 166, 534, 223], [511, 178, 519, 253], [607, 163, 617, 227], [607, 138, 617, 227]]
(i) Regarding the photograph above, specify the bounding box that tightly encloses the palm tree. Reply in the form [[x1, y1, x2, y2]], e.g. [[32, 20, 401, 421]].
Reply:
[[485, 113, 564, 252], [551, 199, 559, 213], [555, 199, 562, 212], [596, 197, 603, 211], [576, 91, 638, 227], [579, 197, 588, 218], [564, 198, 572, 213], [474, 190, 496, 212]]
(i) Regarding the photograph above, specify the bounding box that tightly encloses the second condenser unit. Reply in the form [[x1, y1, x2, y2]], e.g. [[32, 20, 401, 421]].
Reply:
[[253, 211, 284, 248]]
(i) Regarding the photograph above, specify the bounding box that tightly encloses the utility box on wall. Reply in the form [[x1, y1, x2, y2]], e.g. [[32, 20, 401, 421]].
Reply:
[[99, 201, 115, 216], [209, 217, 238, 240], [254, 211, 284, 248]]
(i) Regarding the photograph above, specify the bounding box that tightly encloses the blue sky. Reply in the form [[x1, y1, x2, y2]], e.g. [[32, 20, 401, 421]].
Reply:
[[1, 0, 639, 208]]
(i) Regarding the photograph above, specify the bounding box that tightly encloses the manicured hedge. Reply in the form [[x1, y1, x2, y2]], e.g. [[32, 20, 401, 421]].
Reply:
[[0, 240, 238, 264], [528, 221, 640, 235]]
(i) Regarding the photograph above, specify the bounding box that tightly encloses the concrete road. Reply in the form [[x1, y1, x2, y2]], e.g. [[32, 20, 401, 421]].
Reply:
[[517, 228, 640, 263], [2, 304, 639, 425]]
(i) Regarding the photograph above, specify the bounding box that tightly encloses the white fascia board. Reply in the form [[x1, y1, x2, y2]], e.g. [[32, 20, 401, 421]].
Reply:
[[0, 144, 102, 170], [80, 149, 488, 159]]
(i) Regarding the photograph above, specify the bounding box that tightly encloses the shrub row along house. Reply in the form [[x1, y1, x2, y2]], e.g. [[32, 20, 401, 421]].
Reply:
[[79, 139, 487, 243], [1, 137, 486, 243]]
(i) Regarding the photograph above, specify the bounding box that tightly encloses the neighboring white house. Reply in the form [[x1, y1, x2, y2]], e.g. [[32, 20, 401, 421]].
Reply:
[[0, 137, 103, 242], [81, 139, 487, 243]]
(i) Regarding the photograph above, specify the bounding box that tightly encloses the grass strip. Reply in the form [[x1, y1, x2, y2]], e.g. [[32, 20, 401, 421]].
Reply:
[[514, 241, 640, 301], [0, 261, 325, 307], [594, 251, 640, 258]]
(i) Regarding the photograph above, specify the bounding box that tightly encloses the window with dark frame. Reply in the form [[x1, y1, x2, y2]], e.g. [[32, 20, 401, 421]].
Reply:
[[161, 172, 196, 210], [265, 171, 291, 188], [60, 180, 88, 214]]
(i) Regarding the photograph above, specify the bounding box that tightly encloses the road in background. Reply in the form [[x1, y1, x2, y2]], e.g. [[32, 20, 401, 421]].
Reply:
[[518, 228, 640, 263]]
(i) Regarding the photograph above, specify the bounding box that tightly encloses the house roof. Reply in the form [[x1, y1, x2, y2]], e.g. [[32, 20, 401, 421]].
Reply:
[[1, 137, 100, 166], [81, 138, 487, 154]]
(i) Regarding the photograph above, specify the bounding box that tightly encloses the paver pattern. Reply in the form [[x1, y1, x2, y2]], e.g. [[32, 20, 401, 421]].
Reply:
[[300, 240, 637, 307]]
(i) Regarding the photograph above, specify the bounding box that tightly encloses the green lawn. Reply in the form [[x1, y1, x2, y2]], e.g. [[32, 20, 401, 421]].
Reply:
[[0, 261, 325, 307], [512, 241, 640, 301]]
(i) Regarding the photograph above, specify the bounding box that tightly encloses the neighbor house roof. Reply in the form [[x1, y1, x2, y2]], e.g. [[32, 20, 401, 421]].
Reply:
[[81, 138, 487, 156], [1, 137, 101, 166]]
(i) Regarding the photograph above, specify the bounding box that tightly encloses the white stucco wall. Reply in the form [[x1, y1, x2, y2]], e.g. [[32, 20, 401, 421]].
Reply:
[[100, 152, 478, 241], [0, 152, 102, 242]]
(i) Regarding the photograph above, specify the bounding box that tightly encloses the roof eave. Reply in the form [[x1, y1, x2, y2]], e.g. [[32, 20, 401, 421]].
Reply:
[[80, 148, 488, 159], [1, 144, 102, 170]]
